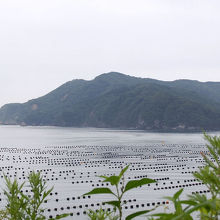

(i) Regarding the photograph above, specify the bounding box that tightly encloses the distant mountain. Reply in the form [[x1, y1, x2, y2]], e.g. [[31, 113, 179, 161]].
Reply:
[[1, 72, 220, 131]]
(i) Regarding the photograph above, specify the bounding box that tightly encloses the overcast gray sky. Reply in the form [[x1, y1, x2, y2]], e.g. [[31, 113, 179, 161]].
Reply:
[[0, 0, 220, 107]]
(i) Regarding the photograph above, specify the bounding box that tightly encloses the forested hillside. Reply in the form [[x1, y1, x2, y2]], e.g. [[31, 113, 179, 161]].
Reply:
[[1, 72, 220, 131]]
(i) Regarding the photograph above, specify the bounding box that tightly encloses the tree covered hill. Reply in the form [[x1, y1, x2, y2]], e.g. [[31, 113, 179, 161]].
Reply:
[[1, 72, 220, 131]]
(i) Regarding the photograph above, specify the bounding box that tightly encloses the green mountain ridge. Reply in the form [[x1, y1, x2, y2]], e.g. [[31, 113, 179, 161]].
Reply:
[[1, 72, 220, 131]]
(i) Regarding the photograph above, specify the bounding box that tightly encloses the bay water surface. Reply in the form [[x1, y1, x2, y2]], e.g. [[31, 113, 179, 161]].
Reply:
[[0, 125, 219, 219], [1, 125, 220, 147]]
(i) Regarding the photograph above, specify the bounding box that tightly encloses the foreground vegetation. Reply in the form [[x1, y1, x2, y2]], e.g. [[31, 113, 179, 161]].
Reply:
[[1, 171, 69, 220], [85, 133, 220, 220], [0, 133, 219, 219]]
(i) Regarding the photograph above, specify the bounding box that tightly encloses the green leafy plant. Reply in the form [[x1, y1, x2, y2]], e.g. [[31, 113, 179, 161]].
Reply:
[[150, 189, 194, 220], [185, 133, 220, 220], [26, 171, 54, 219], [197, 134, 220, 196], [0, 210, 8, 219], [3, 171, 69, 220], [87, 207, 119, 220], [84, 165, 156, 220], [150, 133, 220, 220], [4, 177, 27, 219]]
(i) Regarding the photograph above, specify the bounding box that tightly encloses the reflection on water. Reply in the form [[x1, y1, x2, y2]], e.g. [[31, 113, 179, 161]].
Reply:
[[0, 125, 220, 147]]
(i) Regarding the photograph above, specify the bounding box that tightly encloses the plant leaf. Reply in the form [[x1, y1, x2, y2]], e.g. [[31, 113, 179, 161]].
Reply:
[[52, 213, 70, 219], [180, 200, 197, 206], [125, 210, 151, 220], [174, 188, 184, 200], [103, 176, 120, 185], [124, 178, 156, 192], [119, 165, 129, 178], [105, 200, 120, 210], [172, 200, 212, 220], [83, 188, 115, 196]]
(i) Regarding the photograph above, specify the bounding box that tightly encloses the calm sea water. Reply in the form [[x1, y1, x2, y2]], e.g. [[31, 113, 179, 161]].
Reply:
[[0, 125, 219, 219], [0, 125, 220, 147]]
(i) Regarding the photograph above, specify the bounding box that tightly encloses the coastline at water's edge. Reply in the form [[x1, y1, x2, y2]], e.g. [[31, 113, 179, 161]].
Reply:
[[1, 123, 220, 134]]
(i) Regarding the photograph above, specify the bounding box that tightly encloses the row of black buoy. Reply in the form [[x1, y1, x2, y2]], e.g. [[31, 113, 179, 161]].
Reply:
[[0, 143, 209, 219]]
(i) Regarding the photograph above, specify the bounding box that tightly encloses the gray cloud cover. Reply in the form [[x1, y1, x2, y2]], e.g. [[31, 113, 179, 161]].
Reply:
[[0, 0, 220, 107]]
